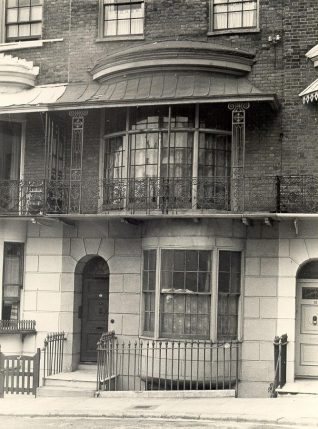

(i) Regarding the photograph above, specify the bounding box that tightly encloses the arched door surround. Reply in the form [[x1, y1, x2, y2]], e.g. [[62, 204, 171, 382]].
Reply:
[[296, 260, 318, 378]]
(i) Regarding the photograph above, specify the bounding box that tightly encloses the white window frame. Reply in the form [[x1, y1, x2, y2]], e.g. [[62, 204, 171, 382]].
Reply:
[[208, 0, 260, 35], [140, 245, 244, 342], [98, 0, 145, 42], [1, 0, 43, 44]]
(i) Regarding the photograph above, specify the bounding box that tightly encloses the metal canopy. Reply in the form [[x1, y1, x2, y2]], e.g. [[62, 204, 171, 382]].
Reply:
[[299, 78, 318, 104], [0, 71, 279, 114]]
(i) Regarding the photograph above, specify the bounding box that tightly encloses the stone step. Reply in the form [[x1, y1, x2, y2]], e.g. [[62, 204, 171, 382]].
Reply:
[[37, 386, 96, 398], [77, 364, 97, 372], [45, 378, 96, 389], [277, 380, 318, 397]]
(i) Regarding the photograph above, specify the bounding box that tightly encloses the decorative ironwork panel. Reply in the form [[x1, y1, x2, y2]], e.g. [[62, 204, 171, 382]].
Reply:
[[68, 110, 88, 213], [279, 175, 318, 213], [228, 102, 250, 212]]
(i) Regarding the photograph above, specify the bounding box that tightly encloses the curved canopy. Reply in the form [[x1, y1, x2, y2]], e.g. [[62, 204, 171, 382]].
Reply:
[[0, 71, 279, 114], [91, 40, 256, 82]]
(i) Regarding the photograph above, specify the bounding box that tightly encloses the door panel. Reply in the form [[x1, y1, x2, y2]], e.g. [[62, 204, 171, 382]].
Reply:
[[296, 280, 318, 377], [81, 277, 109, 362], [300, 344, 318, 366]]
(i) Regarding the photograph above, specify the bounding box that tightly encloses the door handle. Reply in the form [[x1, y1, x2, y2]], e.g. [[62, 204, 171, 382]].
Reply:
[[96, 327, 104, 331], [313, 315, 317, 326]]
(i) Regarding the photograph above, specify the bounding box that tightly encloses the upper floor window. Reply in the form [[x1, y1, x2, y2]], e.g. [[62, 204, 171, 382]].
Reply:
[[101, 0, 144, 38], [209, 0, 258, 32], [5, 0, 43, 42], [102, 105, 231, 211]]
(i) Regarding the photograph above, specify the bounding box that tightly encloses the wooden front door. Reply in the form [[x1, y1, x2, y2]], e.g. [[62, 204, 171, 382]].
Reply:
[[80, 258, 109, 362], [296, 279, 318, 377]]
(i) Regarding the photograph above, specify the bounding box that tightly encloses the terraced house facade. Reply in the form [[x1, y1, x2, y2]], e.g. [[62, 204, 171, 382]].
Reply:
[[0, 0, 318, 398]]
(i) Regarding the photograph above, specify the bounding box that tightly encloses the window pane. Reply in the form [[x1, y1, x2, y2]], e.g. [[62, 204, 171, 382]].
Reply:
[[228, 11, 242, 28], [31, 5, 42, 20], [161, 271, 173, 290], [173, 272, 185, 290], [117, 19, 130, 34], [19, 23, 30, 36], [243, 10, 256, 27], [185, 272, 197, 292], [105, 20, 116, 36], [3, 285, 20, 298], [199, 251, 211, 271], [198, 272, 210, 292], [118, 4, 130, 19], [19, 7, 30, 22], [7, 9, 18, 23], [174, 250, 185, 271], [30, 22, 41, 36], [7, 0, 18, 7], [2, 301, 19, 321], [105, 5, 117, 20], [7, 24, 18, 37], [131, 18, 143, 34], [131, 3, 143, 18]]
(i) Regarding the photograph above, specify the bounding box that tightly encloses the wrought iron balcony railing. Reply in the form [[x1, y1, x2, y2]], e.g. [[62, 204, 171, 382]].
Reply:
[[0, 176, 316, 216]]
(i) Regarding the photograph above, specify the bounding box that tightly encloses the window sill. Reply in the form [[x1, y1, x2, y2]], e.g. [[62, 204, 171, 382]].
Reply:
[[0, 38, 63, 52], [96, 35, 145, 42], [207, 28, 260, 36]]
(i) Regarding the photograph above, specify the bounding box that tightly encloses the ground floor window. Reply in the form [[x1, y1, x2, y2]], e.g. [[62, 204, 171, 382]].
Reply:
[[142, 248, 242, 340], [2, 242, 24, 321]]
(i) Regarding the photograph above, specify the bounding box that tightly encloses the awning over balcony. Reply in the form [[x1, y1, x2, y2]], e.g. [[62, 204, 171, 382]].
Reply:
[[299, 78, 318, 104], [0, 71, 279, 115]]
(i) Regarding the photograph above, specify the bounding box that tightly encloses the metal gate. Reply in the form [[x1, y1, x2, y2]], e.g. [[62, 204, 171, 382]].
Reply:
[[0, 348, 40, 397]]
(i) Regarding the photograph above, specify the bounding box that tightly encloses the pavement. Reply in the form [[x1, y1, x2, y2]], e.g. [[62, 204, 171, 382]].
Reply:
[[1, 395, 318, 427]]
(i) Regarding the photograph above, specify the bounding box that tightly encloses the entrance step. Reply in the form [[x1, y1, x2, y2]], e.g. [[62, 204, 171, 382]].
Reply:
[[37, 385, 95, 398], [277, 379, 318, 397], [37, 368, 97, 398], [77, 363, 97, 372]]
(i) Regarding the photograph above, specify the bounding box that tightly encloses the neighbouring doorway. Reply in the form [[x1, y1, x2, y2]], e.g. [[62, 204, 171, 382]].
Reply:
[[80, 256, 109, 362], [296, 261, 318, 377]]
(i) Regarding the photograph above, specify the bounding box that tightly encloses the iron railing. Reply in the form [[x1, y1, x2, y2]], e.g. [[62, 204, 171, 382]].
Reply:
[[0, 320, 36, 334], [97, 332, 240, 394], [2, 175, 318, 215], [42, 332, 66, 381], [269, 334, 288, 398]]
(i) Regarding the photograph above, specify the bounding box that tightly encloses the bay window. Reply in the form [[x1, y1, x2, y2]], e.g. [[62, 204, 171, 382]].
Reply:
[[2, 242, 24, 321], [102, 105, 231, 210], [142, 249, 242, 341]]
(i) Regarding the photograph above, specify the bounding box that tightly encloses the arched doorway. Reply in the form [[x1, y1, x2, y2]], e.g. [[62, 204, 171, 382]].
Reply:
[[296, 260, 318, 377], [80, 256, 109, 362]]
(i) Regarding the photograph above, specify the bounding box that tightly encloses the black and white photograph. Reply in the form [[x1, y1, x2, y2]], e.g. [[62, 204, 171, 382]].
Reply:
[[0, 0, 318, 427]]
